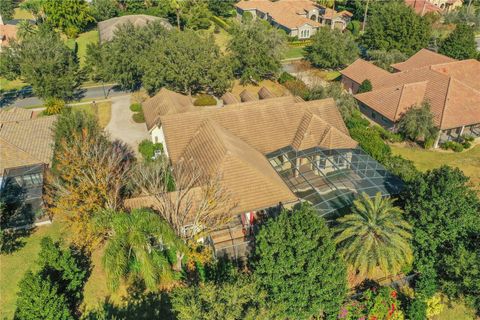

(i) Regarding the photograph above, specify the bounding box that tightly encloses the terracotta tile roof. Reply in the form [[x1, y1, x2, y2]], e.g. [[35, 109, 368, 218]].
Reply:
[[0, 107, 33, 123], [391, 49, 455, 71], [0, 115, 57, 167], [0, 138, 42, 173], [404, 0, 442, 16], [142, 88, 194, 130], [355, 81, 428, 122], [160, 97, 350, 163], [239, 89, 257, 102], [235, 0, 323, 29], [348, 51, 480, 130], [221, 92, 240, 105], [0, 23, 17, 47], [258, 86, 275, 99], [340, 59, 391, 88], [157, 96, 354, 216], [98, 14, 172, 43]]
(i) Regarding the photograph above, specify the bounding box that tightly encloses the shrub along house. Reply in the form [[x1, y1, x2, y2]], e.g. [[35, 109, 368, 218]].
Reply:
[[126, 96, 401, 259], [340, 49, 480, 147], [0, 108, 57, 226], [234, 0, 352, 39]]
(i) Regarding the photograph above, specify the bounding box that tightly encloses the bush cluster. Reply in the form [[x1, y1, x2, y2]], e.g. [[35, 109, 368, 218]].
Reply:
[[278, 71, 296, 84], [130, 103, 142, 112], [194, 94, 217, 106], [132, 111, 145, 123], [138, 139, 163, 161], [440, 137, 473, 152], [372, 125, 403, 143], [44, 98, 66, 115]]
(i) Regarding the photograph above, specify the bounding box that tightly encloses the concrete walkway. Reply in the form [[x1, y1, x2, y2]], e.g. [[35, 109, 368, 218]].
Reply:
[[105, 95, 149, 152]]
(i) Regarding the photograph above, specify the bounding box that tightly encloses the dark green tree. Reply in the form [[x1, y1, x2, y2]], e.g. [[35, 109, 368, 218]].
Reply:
[[182, 0, 211, 30], [0, 27, 83, 100], [15, 271, 73, 320], [37, 237, 89, 311], [0, 0, 14, 21], [397, 101, 437, 143], [361, 2, 431, 56], [91, 0, 119, 21], [305, 28, 359, 69], [229, 19, 286, 84], [367, 49, 407, 71], [171, 275, 267, 320], [142, 29, 232, 95], [86, 21, 167, 90], [357, 79, 372, 93], [207, 0, 235, 17], [43, 0, 95, 37], [439, 24, 478, 60], [253, 203, 347, 320], [402, 166, 480, 313]]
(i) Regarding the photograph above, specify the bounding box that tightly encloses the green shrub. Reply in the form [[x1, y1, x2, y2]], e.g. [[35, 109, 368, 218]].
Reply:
[[278, 71, 296, 84], [284, 79, 308, 97], [138, 139, 163, 161], [462, 141, 471, 149], [210, 16, 230, 30], [44, 98, 66, 115], [130, 103, 142, 112], [132, 111, 145, 123], [424, 137, 435, 149], [382, 154, 419, 182], [194, 94, 217, 106], [346, 112, 370, 129], [441, 141, 464, 152], [462, 135, 474, 142], [346, 20, 361, 36], [372, 125, 403, 143], [357, 79, 373, 93], [349, 126, 392, 161]]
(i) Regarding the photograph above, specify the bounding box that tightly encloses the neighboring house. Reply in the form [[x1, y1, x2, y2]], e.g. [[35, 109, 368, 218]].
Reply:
[[234, 0, 352, 39], [0, 15, 18, 52], [0, 108, 57, 226], [340, 49, 480, 147], [127, 96, 401, 258], [97, 14, 172, 43], [404, 0, 462, 15]]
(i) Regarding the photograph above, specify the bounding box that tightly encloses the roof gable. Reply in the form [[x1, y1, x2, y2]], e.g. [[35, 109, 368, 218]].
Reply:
[[391, 49, 455, 71]]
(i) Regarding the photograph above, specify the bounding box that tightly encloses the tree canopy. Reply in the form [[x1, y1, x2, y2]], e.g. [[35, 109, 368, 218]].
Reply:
[[0, 27, 83, 100], [305, 28, 359, 69], [43, 0, 95, 37], [397, 101, 437, 143], [402, 166, 480, 312], [361, 2, 431, 56], [0, 0, 14, 21], [253, 203, 347, 320], [207, 0, 235, 17], [228, 19, 286, 84], [142, 29, 232, 96], [335, 192, 413, 278], [439, 23, 478, 60]]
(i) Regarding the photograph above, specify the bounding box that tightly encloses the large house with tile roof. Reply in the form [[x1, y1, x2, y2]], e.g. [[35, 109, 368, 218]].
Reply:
[[340, 49, 480, 147], [0, 107, 57, 225], [128, 96, 401, 258], [234, 0, 352, 39]]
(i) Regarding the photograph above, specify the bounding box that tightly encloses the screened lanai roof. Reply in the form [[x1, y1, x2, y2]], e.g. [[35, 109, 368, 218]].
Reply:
[[267, 146, 403, 218]]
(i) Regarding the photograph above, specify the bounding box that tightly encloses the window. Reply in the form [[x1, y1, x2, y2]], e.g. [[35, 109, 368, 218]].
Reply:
[[15, 173, 43, 187]]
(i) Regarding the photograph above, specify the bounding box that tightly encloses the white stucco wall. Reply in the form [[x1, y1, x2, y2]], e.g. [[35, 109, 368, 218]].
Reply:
[[150, 125, 169, 157]]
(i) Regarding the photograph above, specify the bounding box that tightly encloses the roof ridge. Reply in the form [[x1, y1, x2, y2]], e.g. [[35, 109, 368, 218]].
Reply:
[[439, 76, 454, 129]]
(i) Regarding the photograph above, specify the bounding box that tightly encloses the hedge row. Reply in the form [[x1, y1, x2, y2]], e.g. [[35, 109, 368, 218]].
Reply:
[[211, 16, 231, 31]]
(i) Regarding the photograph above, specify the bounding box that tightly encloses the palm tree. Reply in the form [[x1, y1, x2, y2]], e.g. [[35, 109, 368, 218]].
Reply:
[[334, 192, 413, 278], [94, 208, 185, 291]]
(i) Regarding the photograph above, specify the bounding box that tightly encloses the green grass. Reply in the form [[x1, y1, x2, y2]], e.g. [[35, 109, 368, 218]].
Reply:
[[0, 78, 28, 91], [70, 101, 112, 128], [65, 30, 99, 67], [13, 8, 34, 20], [0, 222, 66, 319], [284, 46, 306, 60], [434, 297, 476, 320], [391, 143, 480, 190]]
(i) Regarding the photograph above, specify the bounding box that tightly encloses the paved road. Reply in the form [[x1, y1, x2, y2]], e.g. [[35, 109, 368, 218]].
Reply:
[[3, 84, 128, 108], [105, 95, 149, 153]]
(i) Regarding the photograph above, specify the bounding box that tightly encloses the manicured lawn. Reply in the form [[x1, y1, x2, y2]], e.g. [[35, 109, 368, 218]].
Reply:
[[71, 101, 112, 128], [13, 8, 34, 20], [391, 143, 480, 190], [65, 30, 99, 67], [0, 78, 28, 91], [0, 221, 66, 319], [200, 25, 231, 53], [284, 46, 306, 60]]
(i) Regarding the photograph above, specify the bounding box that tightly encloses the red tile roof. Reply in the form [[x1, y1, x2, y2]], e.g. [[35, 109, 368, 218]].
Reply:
[[391, 49, 455, 71]]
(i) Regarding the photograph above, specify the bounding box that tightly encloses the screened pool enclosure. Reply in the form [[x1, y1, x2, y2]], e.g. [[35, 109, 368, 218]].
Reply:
[[267, 147, 403, 218]]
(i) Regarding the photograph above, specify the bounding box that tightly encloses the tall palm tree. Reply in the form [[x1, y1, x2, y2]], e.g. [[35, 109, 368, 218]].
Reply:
[[94, 208, 185, 291], [334, 192, 413, 278]]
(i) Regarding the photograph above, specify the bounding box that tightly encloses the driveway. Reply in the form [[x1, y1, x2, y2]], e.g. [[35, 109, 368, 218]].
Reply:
[[105, 95, 149, 153]]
